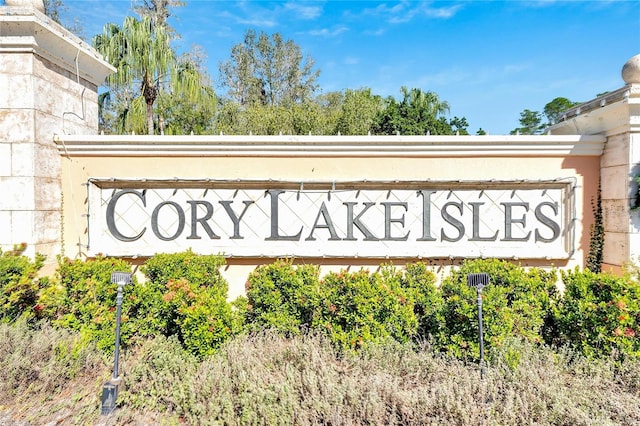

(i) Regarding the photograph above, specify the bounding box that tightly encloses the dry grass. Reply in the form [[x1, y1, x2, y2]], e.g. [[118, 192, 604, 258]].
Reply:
[[1, 323, 639, 425]]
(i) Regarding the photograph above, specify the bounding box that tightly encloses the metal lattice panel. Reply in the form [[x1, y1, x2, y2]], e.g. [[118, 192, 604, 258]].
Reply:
[[88, 180, 573, 259]]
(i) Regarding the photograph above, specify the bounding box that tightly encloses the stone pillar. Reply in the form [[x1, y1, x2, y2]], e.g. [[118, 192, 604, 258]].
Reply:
[[550, 54, 640, 271], [0, 5, 114, 266], [621, 57, 640, 269], [598, 58, 640, 272]]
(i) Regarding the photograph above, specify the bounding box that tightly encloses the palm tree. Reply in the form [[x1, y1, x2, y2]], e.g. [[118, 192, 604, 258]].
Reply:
[[94, 16, 210, 135], [400, 86, 450, 123]]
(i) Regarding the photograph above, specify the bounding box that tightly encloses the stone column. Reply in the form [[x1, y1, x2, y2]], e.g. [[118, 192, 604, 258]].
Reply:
[[597, 57, 640, 272], [0, 5, 114, 267], [621, 57, 640, 268]]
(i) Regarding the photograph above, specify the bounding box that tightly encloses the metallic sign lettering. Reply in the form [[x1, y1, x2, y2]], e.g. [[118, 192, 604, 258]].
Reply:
[[92, 184, 570, 259]]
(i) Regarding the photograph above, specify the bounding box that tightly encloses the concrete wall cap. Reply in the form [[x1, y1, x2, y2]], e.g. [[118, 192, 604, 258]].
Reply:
[[0, 8, 116, 85]]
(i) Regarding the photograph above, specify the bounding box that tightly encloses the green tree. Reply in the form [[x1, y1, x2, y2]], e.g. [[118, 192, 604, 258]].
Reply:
[[373, 87, 456, 135], [157, 47, 216, 134], [543, 97, 580, 125], [510, 109, 545, 135], [511, 97, 579, 134], [219, 29, 319, 107], [335, 88, 384, 135], [449, 116, 469, 135], [94, 15, 213, 135], [214, 92, 347, 136], [314, 90, 344, 134]]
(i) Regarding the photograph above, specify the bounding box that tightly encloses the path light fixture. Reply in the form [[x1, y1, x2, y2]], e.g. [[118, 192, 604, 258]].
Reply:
[[467, 272, 490, 380], [100, 271, 132, 416]]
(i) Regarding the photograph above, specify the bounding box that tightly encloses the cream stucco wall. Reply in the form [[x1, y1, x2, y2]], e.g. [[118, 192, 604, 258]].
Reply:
[[55, 135, 602, 297]]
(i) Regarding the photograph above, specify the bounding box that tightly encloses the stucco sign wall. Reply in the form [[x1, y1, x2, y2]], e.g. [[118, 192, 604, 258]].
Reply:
[[88, 178, 575, 259]]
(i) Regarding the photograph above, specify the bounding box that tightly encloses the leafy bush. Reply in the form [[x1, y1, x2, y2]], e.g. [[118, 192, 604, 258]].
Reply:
[[44, 256, 137, 352], [317, 266, 418, 350], [141, 250, 240, 357], [246, 261, 421, 350], [438, 259, 556, 361], [245, 260, 322, 334], [33, 251, 239, 358], [554, 268, 640, 359], [0, 244, 47, 322], [400, 262, 441, 340]]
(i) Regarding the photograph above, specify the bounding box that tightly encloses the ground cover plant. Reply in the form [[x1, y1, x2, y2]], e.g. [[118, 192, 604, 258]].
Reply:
[[1, 250, 640, 424], [1, 326, 639, 425]]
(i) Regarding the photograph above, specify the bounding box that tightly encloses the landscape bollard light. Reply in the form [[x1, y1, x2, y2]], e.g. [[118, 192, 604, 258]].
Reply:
[[101, 271, 132, 416], [467, 273, 490, 380]]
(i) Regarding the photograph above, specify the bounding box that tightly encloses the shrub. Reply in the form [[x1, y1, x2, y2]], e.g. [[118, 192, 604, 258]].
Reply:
[[438, 259, 556, 361], [45, 256, 137, 352], [141, 250, 239, 357], [316, 266, 418, 350], [554, 268, 640, 359], [118, 334, 198, 414], [401, 262, 441, 340], [246, 261, 421, 350], [245, 259, 322, 335], [0, 244, 47, 322]]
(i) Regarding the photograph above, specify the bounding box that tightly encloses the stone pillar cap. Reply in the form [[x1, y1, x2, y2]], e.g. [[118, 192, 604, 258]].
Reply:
[[0, 7, 116, 86], [622, 54, 640, 84]]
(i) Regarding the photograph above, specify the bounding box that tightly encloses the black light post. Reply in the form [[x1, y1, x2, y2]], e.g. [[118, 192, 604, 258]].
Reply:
[[467, 273, 490, 380], [101, 271, 132, 416]]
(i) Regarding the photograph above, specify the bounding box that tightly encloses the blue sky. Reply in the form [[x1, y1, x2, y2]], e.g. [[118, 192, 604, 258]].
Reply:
[[57, 0, 639, 134]]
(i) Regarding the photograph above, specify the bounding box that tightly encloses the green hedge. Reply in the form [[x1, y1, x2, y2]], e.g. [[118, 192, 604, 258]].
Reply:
[[141, 250, 242, 357], [1, 248, 639, 360], [245, 261, 436, 350], [40, 256, 137, 352]]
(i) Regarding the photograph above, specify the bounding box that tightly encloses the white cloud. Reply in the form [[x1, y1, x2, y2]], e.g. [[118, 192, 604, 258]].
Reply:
[[284, 2, 323, 20], [364, 1, 463, 24], [422, 3, 463, 19], [410, 62, 531, 89], [344, 56, 359, 65], [364, 28, 386, 36], [308, 26, 348, 37]]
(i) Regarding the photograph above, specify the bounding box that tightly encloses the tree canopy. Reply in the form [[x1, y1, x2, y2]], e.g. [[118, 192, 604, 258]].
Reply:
[[89, 6, 480, 135], [372, 87, 467, 136], [511, 97, 581, 135], [219, 29, 320, 107]]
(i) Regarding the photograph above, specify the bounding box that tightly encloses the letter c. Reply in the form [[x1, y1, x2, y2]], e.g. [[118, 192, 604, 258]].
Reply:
[[106, 189, 146, 242]]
